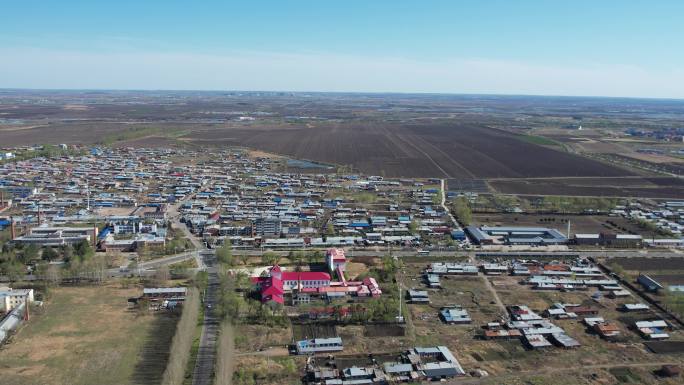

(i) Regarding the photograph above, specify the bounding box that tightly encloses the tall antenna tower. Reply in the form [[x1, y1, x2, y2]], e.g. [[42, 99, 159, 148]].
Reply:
[[86, 180, 90, 211]]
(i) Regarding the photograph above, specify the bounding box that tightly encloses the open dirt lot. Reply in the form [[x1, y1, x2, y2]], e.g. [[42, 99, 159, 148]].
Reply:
[[0, 284, 178, 385]]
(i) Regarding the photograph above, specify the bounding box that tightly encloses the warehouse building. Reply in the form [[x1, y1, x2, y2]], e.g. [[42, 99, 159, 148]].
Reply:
[[466, 226, 567, 245], [574, 233, 642, 248]]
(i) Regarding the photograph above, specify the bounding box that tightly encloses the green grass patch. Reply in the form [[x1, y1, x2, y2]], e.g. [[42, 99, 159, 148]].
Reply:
[[609, 367, 641, 383], [518, 134, 561, 146], [99, 126, 187, 145]]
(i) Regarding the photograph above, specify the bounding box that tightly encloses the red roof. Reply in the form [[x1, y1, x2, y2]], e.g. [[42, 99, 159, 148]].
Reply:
[[543, 264, 569, 271], [262, 293, 284, 304], [257, 274, 285, 304], [261, 284, 284, 296], [327, 248, 346, 261], [281, 271, 331, 281]]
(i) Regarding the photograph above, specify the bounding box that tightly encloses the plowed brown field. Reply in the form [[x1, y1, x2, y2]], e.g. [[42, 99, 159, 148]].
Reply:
[[184, 122, 634, 178]]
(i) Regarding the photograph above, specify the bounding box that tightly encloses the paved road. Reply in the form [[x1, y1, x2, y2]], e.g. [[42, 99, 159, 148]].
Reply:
[[220, 248, 681, 259], [102, 247, 684, 277], [192, 255, 220, 385], [168, 203, 206, 270]]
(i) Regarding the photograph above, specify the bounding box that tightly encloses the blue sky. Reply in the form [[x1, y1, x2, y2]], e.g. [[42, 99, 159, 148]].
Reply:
[[1, 0, 683, 98]]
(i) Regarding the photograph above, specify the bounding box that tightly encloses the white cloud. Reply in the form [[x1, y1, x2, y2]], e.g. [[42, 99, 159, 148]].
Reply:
[[0, 47, 682, 98]]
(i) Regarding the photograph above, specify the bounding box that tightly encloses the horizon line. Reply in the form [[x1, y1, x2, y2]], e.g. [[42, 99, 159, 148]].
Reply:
[[1, 87, 683, 102]]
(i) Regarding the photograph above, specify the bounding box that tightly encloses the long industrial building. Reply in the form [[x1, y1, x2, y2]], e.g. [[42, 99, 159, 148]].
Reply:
[[466, 225, 568, 245]]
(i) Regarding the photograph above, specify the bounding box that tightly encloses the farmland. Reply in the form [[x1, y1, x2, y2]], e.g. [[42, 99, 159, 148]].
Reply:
[[182, 121, 633, 179], [490, 177, 684, 198], [606, 257, 684, 273], [3, 118, 636, 180], [0, 90, 650, 181], [0, 285, 179, 385]]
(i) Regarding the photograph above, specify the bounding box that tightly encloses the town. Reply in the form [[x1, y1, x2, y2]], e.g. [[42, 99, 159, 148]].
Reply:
[[1, 143, 683, 385]]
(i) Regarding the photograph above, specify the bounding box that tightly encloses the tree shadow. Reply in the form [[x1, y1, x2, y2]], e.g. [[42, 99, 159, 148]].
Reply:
[[130, 313, 180, 385]]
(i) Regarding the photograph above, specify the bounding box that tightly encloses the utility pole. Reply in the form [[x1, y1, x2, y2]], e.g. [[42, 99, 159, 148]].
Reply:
[[396, 254, 404, 323], [23, 298, 30, 321], [397, 282, 404, 323]]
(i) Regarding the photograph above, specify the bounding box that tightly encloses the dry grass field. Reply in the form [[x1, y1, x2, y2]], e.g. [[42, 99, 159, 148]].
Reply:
[[0, 284, 178, 385]]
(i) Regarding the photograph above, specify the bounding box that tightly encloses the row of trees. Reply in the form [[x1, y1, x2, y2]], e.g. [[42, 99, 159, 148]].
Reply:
[[1, 239, 94, 264], [0, 238, 108, 285], [451, 196, 472, 226], [217, 269, 289, 328], [464, 194, 621, 214], [634, 218, 674, 237], [215, 243, 326, 268], [536, 196, 620, 213], [161, 287, 200, 385]]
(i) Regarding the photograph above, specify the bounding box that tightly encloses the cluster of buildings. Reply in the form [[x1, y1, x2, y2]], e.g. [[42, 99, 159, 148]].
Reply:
[[191, 182, 457, 249], [306, 345, 465, 384], [135, 158, 464, 250], [0, 147, 186, 251], [611, 201, 684, 245], [1, 146, 467, 256], [485, 305, 581, 349], [626, 127, 684, 142], [464, 205, 684, 249], [424, 258, 629, 296]]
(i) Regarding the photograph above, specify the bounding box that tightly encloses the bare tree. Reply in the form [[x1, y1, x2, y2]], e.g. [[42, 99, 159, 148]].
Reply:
[[46, 264, 61, 286], [161, 288, 200, 385]]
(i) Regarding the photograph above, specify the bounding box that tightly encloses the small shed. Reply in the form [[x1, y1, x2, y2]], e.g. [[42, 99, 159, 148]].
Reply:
[[658, 365, 681, 378]]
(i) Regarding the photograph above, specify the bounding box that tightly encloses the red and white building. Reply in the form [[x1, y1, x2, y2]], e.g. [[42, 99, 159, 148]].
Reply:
[[252, 265, 331, 304], [326, 248, 347, 272], [252, 262, 382, 305]]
